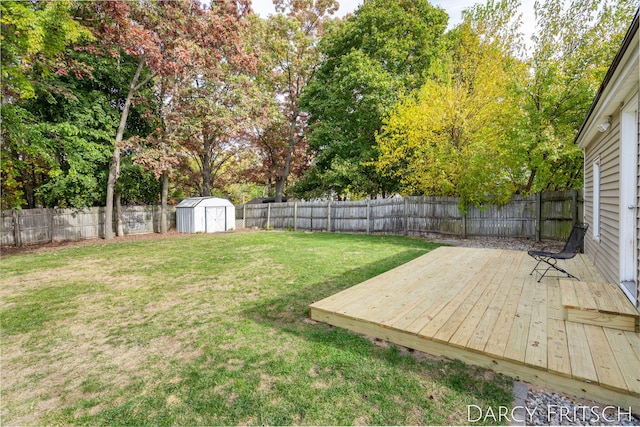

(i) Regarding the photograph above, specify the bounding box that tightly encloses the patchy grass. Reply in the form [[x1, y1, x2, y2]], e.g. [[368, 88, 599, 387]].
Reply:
[[1, 232, 513, 425]]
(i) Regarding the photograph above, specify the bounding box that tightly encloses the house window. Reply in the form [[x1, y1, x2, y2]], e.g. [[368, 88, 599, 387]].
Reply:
[[592, 157, 600, 240]]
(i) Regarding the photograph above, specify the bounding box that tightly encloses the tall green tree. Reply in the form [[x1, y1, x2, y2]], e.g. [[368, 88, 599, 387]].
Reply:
[[0, 0, 92, 101], [376, 4, 523, 208], [376, 0, 635, 206], [517, 0, 637, 193], [1, 0, 94, 209], [165, 74, 259, 198], [296, 0, 447, 199], [1, 49, 158, 209]]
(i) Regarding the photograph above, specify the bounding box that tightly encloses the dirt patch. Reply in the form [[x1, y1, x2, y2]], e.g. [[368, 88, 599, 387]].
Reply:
[[0, 228, 256, 257], [421, 234, 563, 252]]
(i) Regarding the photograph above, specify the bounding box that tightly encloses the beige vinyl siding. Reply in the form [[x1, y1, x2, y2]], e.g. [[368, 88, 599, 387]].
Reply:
[[584, 110, 621, 285], [636, 100, 640, 304]]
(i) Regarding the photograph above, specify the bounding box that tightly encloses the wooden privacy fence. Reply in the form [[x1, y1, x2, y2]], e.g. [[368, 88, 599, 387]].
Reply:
[[237, 190, 583, 241], [1, 206, 176, 247], [1, 191, 582, 246]]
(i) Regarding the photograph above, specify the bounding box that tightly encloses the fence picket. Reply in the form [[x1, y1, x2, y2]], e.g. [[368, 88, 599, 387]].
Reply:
[[2, 191, 582, 247], [237, 191, 582, 241], [1, 206, 177, 247]]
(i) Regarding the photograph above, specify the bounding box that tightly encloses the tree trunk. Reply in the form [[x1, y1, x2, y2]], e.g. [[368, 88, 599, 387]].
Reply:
[[201, 138, 212, 197], [275, 147, 293, 202], [160, 170, 169, 234], [274, 177, 286, 203], [275, 117, 298, 203], [105, 58, 146, 239], [115, 190, 124, 236], [105, 147, 120, 239]]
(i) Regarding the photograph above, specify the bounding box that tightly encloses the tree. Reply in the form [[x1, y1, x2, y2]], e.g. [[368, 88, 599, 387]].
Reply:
[[247, 0, 337, 202], [125, 76, 181, 234], [0, 45, 156, 209], [1, 0, 96, 209], [297, 0, 447, 199], [376, 10, 522, 208], [376, 0, 636, 206], [517, 0, 637, 193], [162, 69, 261, 198], [1, 0, 92, 100], [88, 0, 251, 239]]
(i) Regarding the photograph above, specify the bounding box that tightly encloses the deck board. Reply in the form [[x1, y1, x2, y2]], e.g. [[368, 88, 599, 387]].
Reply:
[[385, 248, 480, 331], [391, 251, 488, 333], [483, 278, 526, 359], [466, 253, 523, 353], [503, 278, 536, 364], [435, 253, 507, 346], [449, 251, 514, 350], [309, 246, 640, 410], [418, 263, 489, 340], [584, 325, 628, 392], [561, 280, 639, 331], [604, 329, 640, 395], [547, 318, 572, 377], [525, 280, 548, 369]]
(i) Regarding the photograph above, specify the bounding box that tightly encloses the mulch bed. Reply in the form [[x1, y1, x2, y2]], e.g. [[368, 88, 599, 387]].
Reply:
[[1, 229, 562, 257]]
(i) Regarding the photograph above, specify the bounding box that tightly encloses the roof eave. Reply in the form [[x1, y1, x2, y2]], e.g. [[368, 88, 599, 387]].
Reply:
[[574, 8, 639, 147]]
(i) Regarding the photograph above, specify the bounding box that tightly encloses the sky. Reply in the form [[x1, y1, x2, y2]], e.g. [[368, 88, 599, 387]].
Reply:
[[251, 0, 538, 37]]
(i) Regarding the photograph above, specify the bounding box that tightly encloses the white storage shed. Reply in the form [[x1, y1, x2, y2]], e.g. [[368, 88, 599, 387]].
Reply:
[[176, 197, 235, 233]]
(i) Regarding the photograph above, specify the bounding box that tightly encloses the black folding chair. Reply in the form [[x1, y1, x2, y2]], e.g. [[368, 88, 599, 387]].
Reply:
[[528, 223, 589, 282]]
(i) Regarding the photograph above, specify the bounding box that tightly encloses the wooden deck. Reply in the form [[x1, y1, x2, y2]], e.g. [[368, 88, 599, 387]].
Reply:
[[309, 246, 640, 411]]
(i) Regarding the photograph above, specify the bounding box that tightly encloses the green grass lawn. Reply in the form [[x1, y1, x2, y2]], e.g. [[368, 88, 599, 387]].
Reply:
[[1, 231, 513, 425]]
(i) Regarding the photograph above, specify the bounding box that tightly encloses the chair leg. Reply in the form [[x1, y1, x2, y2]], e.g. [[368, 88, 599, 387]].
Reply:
[[537, 265, 552, 282], [547, 263, 579, 281], [533, 258, 579, 282], [529, 259, 543, 276]]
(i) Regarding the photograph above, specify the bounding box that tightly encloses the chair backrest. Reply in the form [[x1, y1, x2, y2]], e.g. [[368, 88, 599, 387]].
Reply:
[[561, 223, 589, 254]]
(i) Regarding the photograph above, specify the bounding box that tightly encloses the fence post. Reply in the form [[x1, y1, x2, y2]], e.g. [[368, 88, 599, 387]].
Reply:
[[49, 208, 55, 243], [462, 210, 467, 239], [571, 190, 578, 225], [366, 201, 370, 235], [535, 192, 542, 241], [294, 202, 298, 232], [12, 210, 22, 247], [403, 198, 408, 236], [327, 201, 331, 232], [266, 203, 271, 229]]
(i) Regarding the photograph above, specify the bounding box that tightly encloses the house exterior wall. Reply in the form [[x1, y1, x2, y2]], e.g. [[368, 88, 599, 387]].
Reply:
[[583, 110, 622, 285], [577, 10, 639, 307], [637, 96, 640, 304]]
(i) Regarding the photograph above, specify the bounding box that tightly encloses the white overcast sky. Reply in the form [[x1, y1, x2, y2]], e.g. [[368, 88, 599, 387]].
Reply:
[[251, 0, 537, 37]]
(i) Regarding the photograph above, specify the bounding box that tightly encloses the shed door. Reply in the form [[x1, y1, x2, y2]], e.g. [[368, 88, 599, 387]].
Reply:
[[620, 93, 638, 306], [205, 207, 226, 232]]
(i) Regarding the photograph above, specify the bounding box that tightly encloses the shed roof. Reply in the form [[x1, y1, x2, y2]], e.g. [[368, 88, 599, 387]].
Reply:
[[246, 197, 295, 204], [176, 197, 234, 208]]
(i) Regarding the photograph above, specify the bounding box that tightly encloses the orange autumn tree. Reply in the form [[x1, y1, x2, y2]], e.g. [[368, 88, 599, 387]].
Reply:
[[89, 0, 251, 238]]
